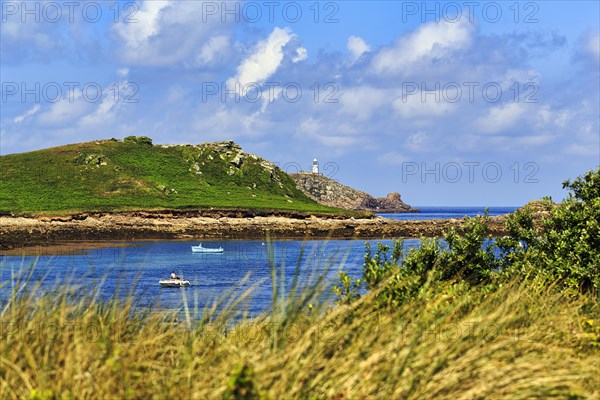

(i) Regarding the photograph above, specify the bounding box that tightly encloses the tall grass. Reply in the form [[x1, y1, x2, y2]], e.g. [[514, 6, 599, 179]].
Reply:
[[1, 257, 598, 399]]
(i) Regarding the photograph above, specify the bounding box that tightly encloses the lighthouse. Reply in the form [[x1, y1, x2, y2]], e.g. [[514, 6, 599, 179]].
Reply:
[[312, 158, 319, 174]]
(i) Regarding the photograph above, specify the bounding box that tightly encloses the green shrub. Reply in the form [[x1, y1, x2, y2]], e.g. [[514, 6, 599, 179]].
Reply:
[[437, 214, 499, 283], [336, 214, 503, 308], [124, 135, 153, 146], [501, 168, 600, 296], [336, 168, 600, 306]]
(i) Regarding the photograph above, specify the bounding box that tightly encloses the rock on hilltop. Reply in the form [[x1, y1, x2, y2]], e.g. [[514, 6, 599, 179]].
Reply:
[[290, 173, 418, 213]]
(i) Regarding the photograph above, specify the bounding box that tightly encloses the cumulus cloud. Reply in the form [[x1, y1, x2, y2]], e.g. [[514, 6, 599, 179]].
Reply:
[[292, 47, 308, 63], [3, 2, 597, 189], [37, 91, 94, 126], [227, 27, 304, 89], [112, 0, 233, 66], [474, 102, 529, 134], [347, 36, 370, 62], [370, 18, 474, 76], [195, 35, 230, 65], [113, 0, 170, 49]]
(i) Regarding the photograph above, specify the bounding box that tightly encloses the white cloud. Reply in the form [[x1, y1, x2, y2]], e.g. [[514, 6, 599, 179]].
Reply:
[[392, 91, 457, 119], [79, 82, 129, 127], [405, 131, 432, 152], [112, 1, 232, 66], [586, 33, 600, 61], [113, 1, 171, 49], [117, 68, 130, 78], [497, 69, 541, 90], [340, 86, 392, 121], [535, 106, 575, 129], [371, 18, 474, 75], [292, 47, 308, 63], [474, 102, 528, 134], [27, 80, 131, 128], [347, 36, 370, 62], [227, 27, 298, 88], [38, 90, 93, 126], [13, 104, 41, 124], [195, 35, 230, 65]]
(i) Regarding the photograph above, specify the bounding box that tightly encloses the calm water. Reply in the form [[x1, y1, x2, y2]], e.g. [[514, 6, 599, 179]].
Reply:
[[380, 206, 518, 220], [0, 239, 418, 316], [0, 207, 515, 315]]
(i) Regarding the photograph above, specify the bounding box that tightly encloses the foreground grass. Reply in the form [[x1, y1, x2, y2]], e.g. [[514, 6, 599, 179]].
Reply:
[[1, 272, 598, 399]]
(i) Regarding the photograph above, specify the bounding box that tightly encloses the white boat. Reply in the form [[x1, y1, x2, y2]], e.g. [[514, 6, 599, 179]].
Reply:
[[159, 279, 191, 288], [191, 242, 224, 253]]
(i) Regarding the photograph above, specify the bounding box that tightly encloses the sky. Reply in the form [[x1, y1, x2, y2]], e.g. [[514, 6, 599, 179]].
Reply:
[[1, 0, 599, 206]]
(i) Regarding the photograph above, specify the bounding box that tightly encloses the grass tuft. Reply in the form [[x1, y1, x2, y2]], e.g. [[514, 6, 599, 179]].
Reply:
[[1, 257, 598, 399]]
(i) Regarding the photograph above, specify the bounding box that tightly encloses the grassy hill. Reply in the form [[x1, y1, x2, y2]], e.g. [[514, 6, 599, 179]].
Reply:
[[0, 137, 341, 215]]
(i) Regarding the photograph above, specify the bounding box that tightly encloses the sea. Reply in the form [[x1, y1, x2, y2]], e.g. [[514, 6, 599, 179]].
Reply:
[[0, 206, 517, 317], [379, 206, 518, 220]]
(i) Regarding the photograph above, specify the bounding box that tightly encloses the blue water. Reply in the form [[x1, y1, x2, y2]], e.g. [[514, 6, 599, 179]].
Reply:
[[0, 207, 514, 316], [0, 239, 421, 317], [380, 206, 518, 220]]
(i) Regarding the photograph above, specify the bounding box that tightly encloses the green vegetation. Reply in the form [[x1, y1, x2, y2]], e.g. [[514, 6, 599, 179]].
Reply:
[[0, 138, 343, 215], [0, 169, 598, 398], [335, 168, 600, 307]]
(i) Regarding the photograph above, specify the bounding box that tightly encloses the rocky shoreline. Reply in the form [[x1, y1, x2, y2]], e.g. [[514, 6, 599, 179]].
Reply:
[[0, 211, 509, 252], [290, 173, 418, 213]]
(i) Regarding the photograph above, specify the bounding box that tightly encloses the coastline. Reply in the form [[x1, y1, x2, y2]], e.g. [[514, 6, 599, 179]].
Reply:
[[0, 212, 509, 254]]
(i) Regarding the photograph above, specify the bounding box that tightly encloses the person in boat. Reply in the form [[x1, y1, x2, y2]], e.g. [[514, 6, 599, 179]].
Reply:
[[170, 271, 181, 280]]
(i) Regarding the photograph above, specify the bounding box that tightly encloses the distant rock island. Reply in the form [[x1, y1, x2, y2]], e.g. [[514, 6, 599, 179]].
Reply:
[[291, 172, 418, 213]]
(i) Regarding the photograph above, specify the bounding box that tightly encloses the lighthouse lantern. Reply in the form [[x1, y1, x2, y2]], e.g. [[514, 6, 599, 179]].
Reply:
[[312, 158, 319, 174]]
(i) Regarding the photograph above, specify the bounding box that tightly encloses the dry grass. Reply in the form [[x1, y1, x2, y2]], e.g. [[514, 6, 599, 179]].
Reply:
[[1, 266, 598, 399]]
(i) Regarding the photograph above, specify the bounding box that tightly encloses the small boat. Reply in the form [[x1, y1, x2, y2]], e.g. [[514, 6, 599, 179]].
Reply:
[[191, 242, 224, 253], [159, 279, 191, 288]]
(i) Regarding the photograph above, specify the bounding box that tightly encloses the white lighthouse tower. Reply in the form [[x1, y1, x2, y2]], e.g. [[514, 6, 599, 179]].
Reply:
[[312, 158, 319, 174]]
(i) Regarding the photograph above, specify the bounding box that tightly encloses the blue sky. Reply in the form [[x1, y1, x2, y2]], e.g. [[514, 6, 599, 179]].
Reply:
[[1, 0, 599, 206]]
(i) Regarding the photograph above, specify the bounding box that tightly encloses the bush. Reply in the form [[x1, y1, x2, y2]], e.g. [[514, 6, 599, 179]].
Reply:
[[503, 168, 600, 295], [336, 168, 600, 306], [437, 214, 500, 283], [124, 135, 153, 146]]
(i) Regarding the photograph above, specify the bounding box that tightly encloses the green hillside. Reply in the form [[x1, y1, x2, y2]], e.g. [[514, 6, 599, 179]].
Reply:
[[0, 137, 340, 215]]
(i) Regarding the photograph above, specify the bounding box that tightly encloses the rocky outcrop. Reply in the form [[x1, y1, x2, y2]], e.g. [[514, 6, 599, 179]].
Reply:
[[519, 200, 556, 217], [290, 174, 418, 213], [516, 199, 557, 228], [0, 212, 508, 252]]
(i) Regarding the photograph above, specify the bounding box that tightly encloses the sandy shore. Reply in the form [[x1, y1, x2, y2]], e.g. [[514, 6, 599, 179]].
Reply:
[[0, 241, 137, 256], [0, 212, 509, 254]]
